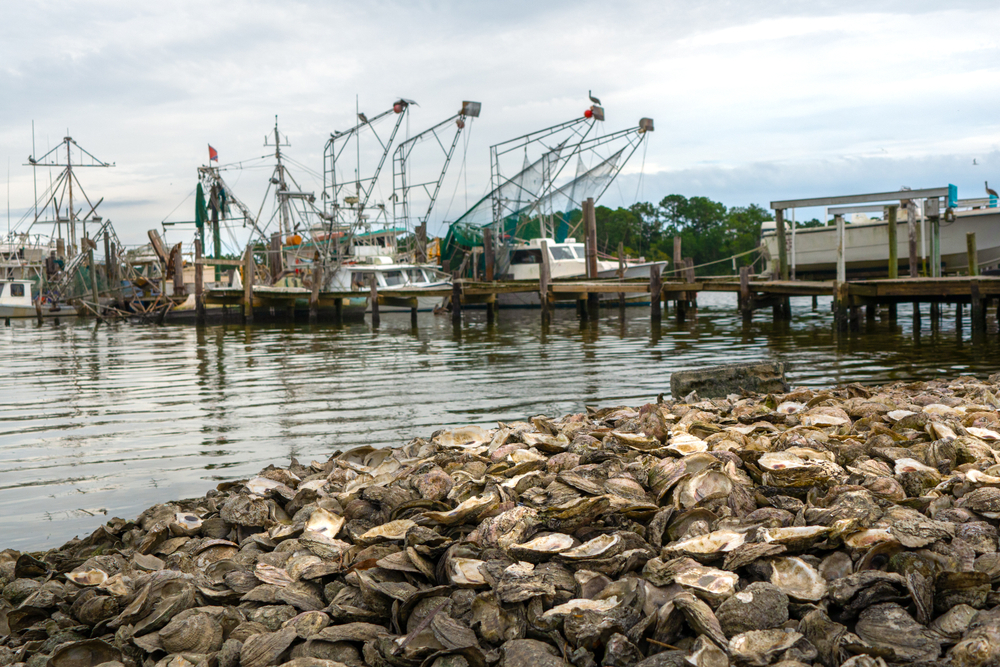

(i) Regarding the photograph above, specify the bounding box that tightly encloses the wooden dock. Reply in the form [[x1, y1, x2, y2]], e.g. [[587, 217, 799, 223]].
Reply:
[[195, 273, 1000, 333]]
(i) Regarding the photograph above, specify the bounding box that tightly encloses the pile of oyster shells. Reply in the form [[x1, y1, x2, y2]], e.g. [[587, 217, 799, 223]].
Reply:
[[6, 375, 1000, 667]]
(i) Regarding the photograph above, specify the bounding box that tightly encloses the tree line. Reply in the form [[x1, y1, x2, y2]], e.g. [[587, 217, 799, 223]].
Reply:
[[586, 195, 823, 276]]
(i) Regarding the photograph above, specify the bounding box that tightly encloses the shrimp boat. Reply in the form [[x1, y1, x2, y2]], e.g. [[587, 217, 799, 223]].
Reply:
[[499, 237, 666, 307], [441, 97, 656, 307], [0, 135, 126, 317]]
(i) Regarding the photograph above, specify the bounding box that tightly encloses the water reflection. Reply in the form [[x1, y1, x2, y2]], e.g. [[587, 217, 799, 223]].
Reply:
[[1, 292, 998, 550]]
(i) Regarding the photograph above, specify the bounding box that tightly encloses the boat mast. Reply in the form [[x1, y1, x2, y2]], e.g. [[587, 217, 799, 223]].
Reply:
[[272, 117, 290, 236], [66, 138, 75, 252]]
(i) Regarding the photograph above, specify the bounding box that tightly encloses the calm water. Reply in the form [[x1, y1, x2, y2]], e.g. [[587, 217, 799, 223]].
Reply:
[[2, 293, 999, 551]]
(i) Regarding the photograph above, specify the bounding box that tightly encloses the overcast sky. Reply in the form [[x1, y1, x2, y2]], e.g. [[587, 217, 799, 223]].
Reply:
[[2, 1, 998, 248]]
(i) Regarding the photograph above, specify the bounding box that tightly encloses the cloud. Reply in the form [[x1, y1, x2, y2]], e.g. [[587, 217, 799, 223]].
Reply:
[[0, 1, 998, 246]]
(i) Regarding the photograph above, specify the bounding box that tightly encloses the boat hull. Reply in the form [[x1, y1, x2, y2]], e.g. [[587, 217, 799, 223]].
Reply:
[[762, 208, 1000, 278], [0, 305, 78, 318]]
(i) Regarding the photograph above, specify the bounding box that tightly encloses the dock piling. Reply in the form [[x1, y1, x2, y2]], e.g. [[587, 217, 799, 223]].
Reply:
[[887, 205, 899, 279], [539, 239, 551, 323], [968, 232, 979, 277], [194, 240, 205, 325], [650, 264, 662, 324], [242, 247, 254, 324], [451, 279, 462, 326], [739, 267, 752, 322], [88, 243, 100, 316], [972, 281, 986, 332], [618, 242, 626, 312], [309, 251, 321, 324], [371, 277, 381, 328], [486, 295, 495, 325], [775, 208, 789, 280], [907, 202, 918, 278], [411, 302, 418, 328]]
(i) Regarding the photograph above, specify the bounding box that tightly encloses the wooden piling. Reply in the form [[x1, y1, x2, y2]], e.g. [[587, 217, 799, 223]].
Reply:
[[539, 239, 551, 323], [584, 198, 598, 280], [684, 258, 697, 309], [243, 247, 254, 323], [194, 240, 205, 324], [968, 232, 979, 277], [371, 276, 381, 328], [35, 296, 43, 324], [617, 242, 626, 311], [411, 303, 418, 328], [775, 208, 789, 280], [270, 232, 282, 282], [650, 264, 662, 324], [173, 247, 185, 297], [102, 232, 112, 282], [866, 304, 876, 322], [811, 295, 818, 310], [483, 227, 494, 282], [486, 295, 495, 325], [309, 253, 322, 323], [906, 202, 918, 278], [835, 214, 846, 284], [833, 281, 849, 331], [451, 279, 462, 326], [334, 297, 342, 323], [88, 245, 100, 316], [971, 281, 986, 332], [887, 205, 898, 279], [739, 266, 752, 322]]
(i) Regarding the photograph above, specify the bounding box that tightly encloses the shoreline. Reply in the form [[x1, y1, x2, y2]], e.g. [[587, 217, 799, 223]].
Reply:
[[3, 374, 1000, 666]]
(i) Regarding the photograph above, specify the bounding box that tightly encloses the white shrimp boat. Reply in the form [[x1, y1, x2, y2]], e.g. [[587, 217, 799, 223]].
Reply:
[[0, 279, 77, 318], [499, 237, 667, 307], [761, 201, 1000, 278]]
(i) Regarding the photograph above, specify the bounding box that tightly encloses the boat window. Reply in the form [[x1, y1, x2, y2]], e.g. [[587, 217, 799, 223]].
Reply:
[[383, 270, 405, 286], [409, 269, 426, 283], [549, 246, 575, 261], [511, 249, 542, 265], [0, 283, 5, 296], [572, 244, 587, 259], [10, 283, 25, 297]]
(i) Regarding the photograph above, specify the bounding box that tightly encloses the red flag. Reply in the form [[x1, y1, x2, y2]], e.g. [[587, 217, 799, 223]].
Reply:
[[208, 145, 218, 162]]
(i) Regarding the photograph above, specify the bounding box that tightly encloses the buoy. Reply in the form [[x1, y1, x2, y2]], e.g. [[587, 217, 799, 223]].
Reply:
[[286, 234, 302, 246]]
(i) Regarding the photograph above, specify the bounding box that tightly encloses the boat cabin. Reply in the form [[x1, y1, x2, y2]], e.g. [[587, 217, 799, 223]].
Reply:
[[0, 280, 32, 307]]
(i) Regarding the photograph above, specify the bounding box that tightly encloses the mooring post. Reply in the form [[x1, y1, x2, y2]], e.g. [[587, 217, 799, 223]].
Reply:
[[539, 238, 551, 324], [88, 244, 100, 316], [739, 266, 752, 322], [913, 302, 921, 331], [617, 241, 626, 311], [451, 278, 462, 326], [411, 300, 418, 328], [35, 295, 43, 324], [833, 281, 849, 331], [269, 232, 282, 282], [334, 297, 342, 323], [930, 301, 940, 327], [684, 258, 697, 309], [370, 276, 381, 328], [775, 208, 789, 280], [102, 232, 112, 282], [194, 240, 205, 324], [906, 201, 918, 277], [866, 304, 876, 322], [650, 264, 661, 324], [486, 294, 495, 325], [173, 247, 185, 297], [673, 235, 684, 313], [309, 252, 322, 324], [585, 198, 598, 280], [243, 247, 254, 324], [972, 281, 986, 332], [968, 232, 979, 276], [887, 205, 898, 280], [483, 227, 494, 282], [811, 295, 818, 310]]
